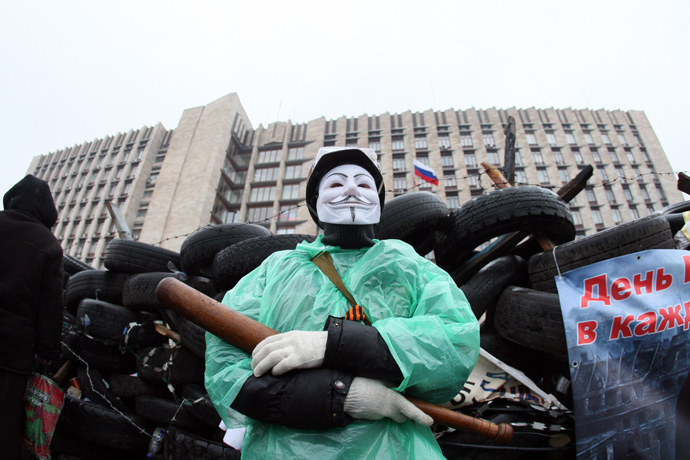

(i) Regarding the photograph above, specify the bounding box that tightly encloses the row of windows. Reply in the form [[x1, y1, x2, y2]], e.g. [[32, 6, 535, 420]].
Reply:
[[327, 127, 645, 154]]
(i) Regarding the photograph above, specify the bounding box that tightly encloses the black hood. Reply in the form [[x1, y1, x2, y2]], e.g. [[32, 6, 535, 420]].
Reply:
[[3, 175, 58, 228]]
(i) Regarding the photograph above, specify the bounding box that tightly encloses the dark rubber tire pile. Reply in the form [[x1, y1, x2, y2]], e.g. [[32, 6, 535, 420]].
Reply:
[[52, 227, 315, 459], [50, 195, 687, 459]]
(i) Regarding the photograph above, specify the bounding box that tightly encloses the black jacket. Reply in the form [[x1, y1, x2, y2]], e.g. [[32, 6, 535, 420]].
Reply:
[[0, 175, 63, 374]]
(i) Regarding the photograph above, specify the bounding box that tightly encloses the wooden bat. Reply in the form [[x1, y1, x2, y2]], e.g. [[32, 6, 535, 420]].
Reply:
[[156, 277, 513, 445]]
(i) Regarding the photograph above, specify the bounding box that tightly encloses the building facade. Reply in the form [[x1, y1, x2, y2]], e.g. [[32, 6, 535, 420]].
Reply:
[[27, 92, 683, 268]]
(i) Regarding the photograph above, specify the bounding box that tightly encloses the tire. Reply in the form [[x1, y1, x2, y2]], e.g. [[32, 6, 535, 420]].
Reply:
[[137, 345, 205, 387], [64, 254, 95, 276], [163, 426, 241, 460], [180, 223, 272, 277], [434, 186, 575, 272], [460, 255, 528, 323], [64, 270, 129, 315], [122, 272, 185, 308], [528, 214, 675, 293], [134, 395, 205, 433], [77, 366, 131, 414], [211, 234, 316, 291], [58, 393, 151, 451], [76, 299, 139, 341], [494, 286, 568, 357], [104, 239, 181, 275], [176, 315, 207, 359], [374, 191, 449, 255], [182, 384, 222, 430], [480, 333, 544, 382], [62, 330, 138, 375], [656, 200, 690, 234], [108, 373, 169, 398]]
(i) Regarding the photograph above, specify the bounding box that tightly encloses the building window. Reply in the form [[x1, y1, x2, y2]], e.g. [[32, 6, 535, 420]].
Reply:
[[415, 154, 430, 166], [392, 155, 406, 171], [566, 132, 576, 145], [572, 149, 584, 165], [276, 227, 296, 235], [611, 207, 623, 224], [287, 147, 304, 161], [446, 194, 460, 208], [592, 208, 604, 225], [537, 168, 550, 185], [278, 205, 298, 222], [623, 186, 633, 203], [441, 154, 454, 168], [640, 185, 650, 201], [514, 150, 523, 166], [464, 152, 478, 168], [571, 209, 583, 226], [586, 188, 597, 204], [136, 208, 147, 218], [468, 174, 481, 188], [253, 167, 280, 182], [414, 136, 428, 150], [345, 138, 358, 147], [609, 149, 620, 163], [558, 168, 571, 184], [392, 137, 405, 151], [552, 149, 564, 165], [526, 133, 537, 145], [368, 139, 381, 152], [647, 204, 655, 215], [591, 149, 602, 163], [483, 132, 496, 147], [460, 133, 473, 147], [249, 186, 277, 202], [393, 175, 407, 191], [258, 149, 282, 163], [626, 150, 636, 164], [515, 169, 527, 184], [634, 134, 643, 147], [487, 150, 500, 165], [247, 206, 273, 223], [281, 184, 300, 200], [656, 183, 667, 202], [601, 133, 611, 145], [438, 134, 451, 149], [444, 175, 457, 188], [546, 132, 557, 146], [284, 164, 302, 180], [531, 150, 544, 165], [584, 132, 594, 145], [605, 186, 616, 204], [641, 149, 650, 163], [618, 133, 628, 146], [615, 166, 625, 180], [632, 165, 641, 179]]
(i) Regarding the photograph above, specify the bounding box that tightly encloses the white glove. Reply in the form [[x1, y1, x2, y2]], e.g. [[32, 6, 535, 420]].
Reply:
[[251, 330, 328, 377], [344, 377, 433, 426]]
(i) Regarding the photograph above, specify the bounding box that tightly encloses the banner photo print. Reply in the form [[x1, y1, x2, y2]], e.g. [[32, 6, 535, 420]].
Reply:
[[556, 249, 690, 459]]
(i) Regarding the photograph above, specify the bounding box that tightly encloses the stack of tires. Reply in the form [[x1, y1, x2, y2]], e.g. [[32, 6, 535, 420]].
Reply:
[[53, 224, 317, 460]]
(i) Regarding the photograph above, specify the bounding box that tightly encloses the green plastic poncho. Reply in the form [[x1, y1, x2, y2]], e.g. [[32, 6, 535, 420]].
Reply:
[[205, 236, 479, 460]]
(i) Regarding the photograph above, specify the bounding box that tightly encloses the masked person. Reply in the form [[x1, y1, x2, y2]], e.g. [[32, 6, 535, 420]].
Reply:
[[205, 147, 479, 459], [0, 175, 63, 459]]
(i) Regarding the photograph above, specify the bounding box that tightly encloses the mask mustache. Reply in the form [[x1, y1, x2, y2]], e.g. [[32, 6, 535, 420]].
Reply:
[[328, 195, 375, 207]]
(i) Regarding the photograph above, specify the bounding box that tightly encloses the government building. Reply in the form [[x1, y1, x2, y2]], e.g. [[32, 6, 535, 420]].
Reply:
[[26, 92, 683, 268]]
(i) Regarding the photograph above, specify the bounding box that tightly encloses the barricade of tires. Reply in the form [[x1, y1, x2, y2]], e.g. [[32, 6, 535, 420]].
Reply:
[[49, 194, 688, 459]]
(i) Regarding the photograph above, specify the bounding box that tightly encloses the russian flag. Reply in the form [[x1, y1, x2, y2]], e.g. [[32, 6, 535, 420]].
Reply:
[[413, 160, 439, 185]]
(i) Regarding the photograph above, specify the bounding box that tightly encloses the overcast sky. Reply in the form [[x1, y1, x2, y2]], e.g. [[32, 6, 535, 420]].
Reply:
[[1, 0, 688, 201]]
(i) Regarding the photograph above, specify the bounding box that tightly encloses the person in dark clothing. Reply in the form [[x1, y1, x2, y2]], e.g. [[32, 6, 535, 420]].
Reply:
[[0, 175, 64, 459]]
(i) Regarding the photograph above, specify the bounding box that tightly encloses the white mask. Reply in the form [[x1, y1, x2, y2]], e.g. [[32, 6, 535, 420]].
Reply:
[[316, 164, 381, 225]]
